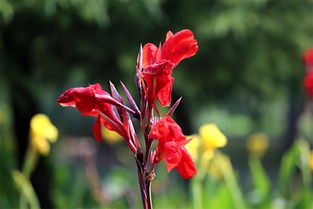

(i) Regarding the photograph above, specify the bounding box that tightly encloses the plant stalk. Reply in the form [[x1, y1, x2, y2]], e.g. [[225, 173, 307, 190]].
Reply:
[[136, 152, 153, 209]]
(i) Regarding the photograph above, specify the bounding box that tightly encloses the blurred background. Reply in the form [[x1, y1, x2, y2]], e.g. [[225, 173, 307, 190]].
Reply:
[[1, 0, 313, 208]]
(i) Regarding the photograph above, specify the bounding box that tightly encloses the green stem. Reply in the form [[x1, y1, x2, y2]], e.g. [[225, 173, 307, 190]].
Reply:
[[19, 143, 40, 209], [22, 144, 38, 179], [222, 156, 246, 209], [12, 170, 40, 209], [191, 175, 203, 209]]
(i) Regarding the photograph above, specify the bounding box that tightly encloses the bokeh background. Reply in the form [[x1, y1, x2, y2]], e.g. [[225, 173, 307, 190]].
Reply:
[[1, 0, 313, 208]]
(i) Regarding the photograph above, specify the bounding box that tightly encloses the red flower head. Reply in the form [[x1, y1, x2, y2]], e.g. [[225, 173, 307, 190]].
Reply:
[[304, 73, 313, 97], [303, 48, 313, 66], [149, 114, 197, 178], [141, 29, 198, 106], [57, 84, 129, 143]]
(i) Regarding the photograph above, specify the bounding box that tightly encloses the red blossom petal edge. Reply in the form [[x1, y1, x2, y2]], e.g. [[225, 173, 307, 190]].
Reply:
[[303, 48, 313, 66], [149, 114, 197, 178], [141, 29, 198, 107], [304, 73, 313, 97], [161, 29, 198, 65]]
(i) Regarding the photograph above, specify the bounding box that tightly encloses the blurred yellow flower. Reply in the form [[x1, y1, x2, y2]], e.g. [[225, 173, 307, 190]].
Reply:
[[102, 127, 122, 144], [199, 124, 227, 150], [207, 152, 230, 181], [199, 150, 214, 172], [246, 133, 269, 157], [30, 114, 58, 155], [185, 135, 200, 161], [0, 109, 4, 125], [310, 150, 313, 171]]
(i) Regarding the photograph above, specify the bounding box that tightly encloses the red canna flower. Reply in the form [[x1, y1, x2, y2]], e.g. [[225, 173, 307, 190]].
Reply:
[[57, 84, 130, 144], [303, 48, 313, 66], [141, 29, 198, 106], [304, 73, 313, 97], [149, 114, 197, 178]]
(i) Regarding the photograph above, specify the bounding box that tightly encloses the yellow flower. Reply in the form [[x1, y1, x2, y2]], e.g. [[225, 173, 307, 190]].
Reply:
[[30, 114, 58, 155], [185, 135, 200, 161], [246, 133, 269, 157], [102, 127, 122, 144], [199, 124, 227, 150], [310, 150, 313, 172], [207, 152, 230, 181]]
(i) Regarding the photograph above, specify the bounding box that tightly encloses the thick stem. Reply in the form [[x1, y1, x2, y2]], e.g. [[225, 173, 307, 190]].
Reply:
[[136, 152, 153, 209], [22, 144, 38, 179], [144, 136, 152, 170], [137, 99, 154, 209], [136, 158, 148, 209], [145, 180, 153, 209], [143, 104, 153, 169]]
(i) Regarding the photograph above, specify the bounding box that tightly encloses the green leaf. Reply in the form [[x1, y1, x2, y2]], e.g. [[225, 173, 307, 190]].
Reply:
[[206, 183, 234, 209], [278, 142, 300, 192], [278, 140, 312, 194], [297, 140, 311, 187], [216, 152, 247, 209], [249, 156, 271, 197]]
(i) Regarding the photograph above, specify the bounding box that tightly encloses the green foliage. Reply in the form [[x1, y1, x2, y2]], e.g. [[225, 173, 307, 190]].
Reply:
[[278, 140, 311, 192], [190, 140, 313, 209], [12, 171, 40, 209], [249, 157, 270, 198]]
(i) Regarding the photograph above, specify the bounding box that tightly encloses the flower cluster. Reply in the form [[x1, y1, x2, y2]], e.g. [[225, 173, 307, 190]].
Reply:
[[303, 48, 313, 97], [57, 30, 199, 206], [57, 83, 140, 152]]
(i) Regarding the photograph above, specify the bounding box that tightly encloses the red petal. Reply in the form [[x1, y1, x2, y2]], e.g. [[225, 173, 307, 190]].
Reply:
[[149, 114, 186, 143], [143, 61, 174, 105], [75, 87, 96, 114], [57, 88, 77, 107], [303, 48, 313, 66], [161, 29, 198, 65], [57, 86, 96, 114], [157, 78, 174, 106], [175, 147, 197, 178], [93, 116, 102, 143], [142, 43, 158, 68], [143, 61, 173, 75], [304, 73, 313, 96], [90, 83, 106, 94], [164, 141, 181, 172]]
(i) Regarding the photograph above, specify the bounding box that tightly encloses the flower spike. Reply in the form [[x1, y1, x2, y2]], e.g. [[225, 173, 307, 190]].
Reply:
[[57, 29, 199, 209]]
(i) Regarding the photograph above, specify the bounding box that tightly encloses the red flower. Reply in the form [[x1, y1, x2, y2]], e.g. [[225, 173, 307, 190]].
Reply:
[[141, 29, 198, 106], [149, 114, 197, 178], [304, 73, 313, 97], [303, 48, 313, 66], [57, 84, 129, 143]]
